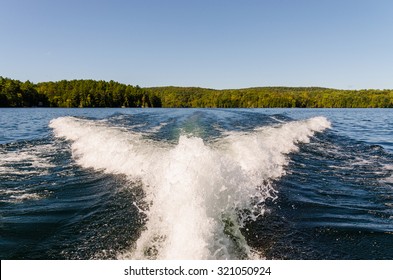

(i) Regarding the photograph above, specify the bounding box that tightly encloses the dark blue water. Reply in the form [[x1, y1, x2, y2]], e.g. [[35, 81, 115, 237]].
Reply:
[[1, 108, 392, 259]]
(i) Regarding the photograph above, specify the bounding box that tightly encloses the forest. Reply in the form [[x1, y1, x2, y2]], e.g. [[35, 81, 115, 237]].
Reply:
[[1, 76, 393, 108]]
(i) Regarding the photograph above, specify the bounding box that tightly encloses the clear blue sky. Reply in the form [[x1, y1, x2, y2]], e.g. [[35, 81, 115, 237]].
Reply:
[[1, 0, 393, 89]]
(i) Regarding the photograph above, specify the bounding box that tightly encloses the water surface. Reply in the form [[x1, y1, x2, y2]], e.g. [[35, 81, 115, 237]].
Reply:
[[1, 108, 392, 259]]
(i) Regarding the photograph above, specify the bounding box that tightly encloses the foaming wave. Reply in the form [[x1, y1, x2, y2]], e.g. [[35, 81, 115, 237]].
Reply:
[[49, 116, 330, 259]]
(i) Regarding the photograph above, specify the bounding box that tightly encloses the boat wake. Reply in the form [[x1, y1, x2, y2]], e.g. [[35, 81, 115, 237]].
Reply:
[[49, 115, 330, 259]]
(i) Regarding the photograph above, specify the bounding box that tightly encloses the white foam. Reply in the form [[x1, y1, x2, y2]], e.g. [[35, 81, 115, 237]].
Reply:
[[50, 115, 330, 259], [0, 189, 44, 203], [383, 176, 393, 184], [382, 164, 393, 171], [0, 144, 55, 175], [377, 164, 393, 184]]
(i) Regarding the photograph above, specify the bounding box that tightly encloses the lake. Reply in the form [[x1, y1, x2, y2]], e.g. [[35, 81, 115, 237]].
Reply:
[[1, 108, 392, 259]]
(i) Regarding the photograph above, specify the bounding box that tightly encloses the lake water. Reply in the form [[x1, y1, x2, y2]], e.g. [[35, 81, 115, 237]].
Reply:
[[1, 108, 392, 259]]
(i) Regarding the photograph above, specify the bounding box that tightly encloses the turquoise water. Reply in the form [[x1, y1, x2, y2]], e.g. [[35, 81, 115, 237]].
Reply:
[[1, 108, 393, 259]]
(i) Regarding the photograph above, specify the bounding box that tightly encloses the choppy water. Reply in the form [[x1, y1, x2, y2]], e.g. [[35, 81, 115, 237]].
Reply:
[[1, 108, 392, 259]]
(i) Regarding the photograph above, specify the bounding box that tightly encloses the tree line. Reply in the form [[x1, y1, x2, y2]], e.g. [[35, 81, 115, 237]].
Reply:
[[146, 86, 393, 108], [1, 76, 393, 108], [0, 77, 161, 108]]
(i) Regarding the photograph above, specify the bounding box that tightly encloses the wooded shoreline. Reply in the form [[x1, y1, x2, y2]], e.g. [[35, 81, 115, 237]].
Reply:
[[1, 77, 393, 108]]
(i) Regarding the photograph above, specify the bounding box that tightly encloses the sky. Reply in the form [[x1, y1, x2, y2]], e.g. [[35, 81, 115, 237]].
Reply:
[[1, 0, 393, 89]]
